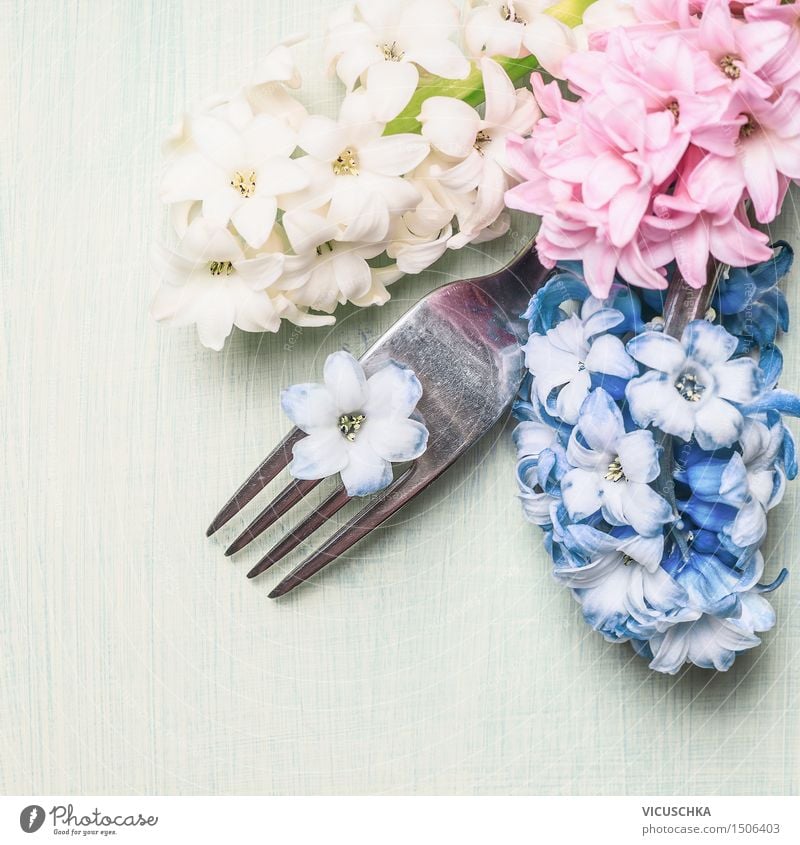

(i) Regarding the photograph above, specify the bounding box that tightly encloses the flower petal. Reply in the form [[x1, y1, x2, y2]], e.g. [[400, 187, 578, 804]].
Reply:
[[339, 191, 392, 243], [332, 250, 373, 302], [608, 184, 651, 248], [193, 114, 245, 169], [616, 430, 659, 484], [404, 38, 470, 79], [513, 421, 556, 459], [585, 333, 637, 379], [230, 195, 278, 249], [160, 154, 225, 203], [626, 331, 686, 373], [712, 357, 762, 404], [340, 443, 393, 496], [289, 430, 349, 479], [364, 60, 419, 122], [194, 286, 236, 351], [577, 388, 625, 454], [681, 320, 738, 368], [202, 189, 242, 226], [334, 39, 383, 90], [616, 531, 664, 573], [729, 498, 768, 548], [328, 175, 385, 232], [281, 384, 338, 433], [283, 209, 339, 254], [741, 137, 780, 223], [687, 454, 748, 506], [562, 467, 603, 519], [359, 133, 431, 176], [366, 417, 428, 462], [236, 253, 285, 291], [298, 115, 347, 161], [243, 114, 297, 160], [626, 371, 695, 442], [420, 96, 481, 158], [693, 396, 743, 450], [481, 57, 517, 128], [555, 370, 591, 424], [364, 362, 423, 418], [179, 218, 244, 263], [618, 483, 672, 537], [647, 625, 692, 675], [257, 156, 309, 195], [324, 351, 369, 412], [521, 14, 576, 78]]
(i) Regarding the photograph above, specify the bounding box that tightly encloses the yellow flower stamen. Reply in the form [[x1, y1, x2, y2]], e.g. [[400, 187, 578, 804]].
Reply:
[[720, 55, 741, 80], [208, 260, 234, 276], [332, 148, 359, 176], [338, 413, 366, 441], [674, 371, 706, 402], [604, 456, 626, 483], [231, 169, 257, 198], [381, 41, 404, 62]]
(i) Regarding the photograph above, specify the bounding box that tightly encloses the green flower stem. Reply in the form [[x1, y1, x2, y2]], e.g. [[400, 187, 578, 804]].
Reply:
[[383, 0, 596, 135]]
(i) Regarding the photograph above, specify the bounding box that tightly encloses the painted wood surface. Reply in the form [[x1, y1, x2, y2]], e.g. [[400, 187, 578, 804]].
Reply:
[[2, 0, 798, 795]]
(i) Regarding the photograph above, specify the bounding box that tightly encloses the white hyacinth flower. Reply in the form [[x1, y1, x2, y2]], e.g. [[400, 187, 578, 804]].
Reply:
[[279, 209, 401, 312], [151, 218, 285, 350], [625, 321, 763, 451], [291, 93, 430, 242], [160, 100, 308, 250], [245, 40, 308, 130], [464, 1, 546, 59], [325, 0, 470, 121], [419, 58, 540, 245], [282, 351, 429, 496]]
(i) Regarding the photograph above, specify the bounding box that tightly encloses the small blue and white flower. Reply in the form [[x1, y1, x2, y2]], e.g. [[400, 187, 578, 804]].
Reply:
[[556, 519, 666, 574], [626, 321, 762, 451], [680, 418, 787, 548], [561, 389, 673, 538], [552, 533, 696, 643], [662, 531, 764, 619], [716, 242, 792, 351], [550, 521, 696, 637], [647, 590, 777, 674], [513, 421, 566, 526], [524, 299, 637, 423], [744, 417, 787, 488], [281, 351, 428, 496]]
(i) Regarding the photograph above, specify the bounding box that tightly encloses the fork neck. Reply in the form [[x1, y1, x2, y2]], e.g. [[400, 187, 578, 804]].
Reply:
[[475, 238, 550, 317]]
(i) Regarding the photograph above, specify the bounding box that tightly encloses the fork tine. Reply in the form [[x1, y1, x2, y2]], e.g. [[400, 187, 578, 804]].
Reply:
[[268, 467, 416, 598], [224, 477, 322, 556], [246, 485, 351, 579], [206, 428, 305, 537]]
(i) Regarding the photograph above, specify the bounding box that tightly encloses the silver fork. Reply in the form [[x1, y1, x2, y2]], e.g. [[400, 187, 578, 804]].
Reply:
[[207, 239, 549, 597]]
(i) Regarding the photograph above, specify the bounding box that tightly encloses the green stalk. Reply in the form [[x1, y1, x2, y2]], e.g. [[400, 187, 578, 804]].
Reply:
[[383, 0, 596, 135]]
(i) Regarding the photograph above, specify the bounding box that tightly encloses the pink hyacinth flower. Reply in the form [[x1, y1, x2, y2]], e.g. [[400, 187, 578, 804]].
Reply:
[[644, 150, 772, 288]]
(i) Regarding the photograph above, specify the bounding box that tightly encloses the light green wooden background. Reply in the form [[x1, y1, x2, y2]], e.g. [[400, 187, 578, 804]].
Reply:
[[2, 0, 799, 796]]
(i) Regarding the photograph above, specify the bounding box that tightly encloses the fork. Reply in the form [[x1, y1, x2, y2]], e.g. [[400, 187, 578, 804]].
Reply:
[[207, 239, 550, 597]]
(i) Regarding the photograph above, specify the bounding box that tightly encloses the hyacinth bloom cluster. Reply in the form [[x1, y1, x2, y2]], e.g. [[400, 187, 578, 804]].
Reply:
[[514, 245, 797, 673], [505, 0, 800, 297], [153, 0, 603, 350]]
